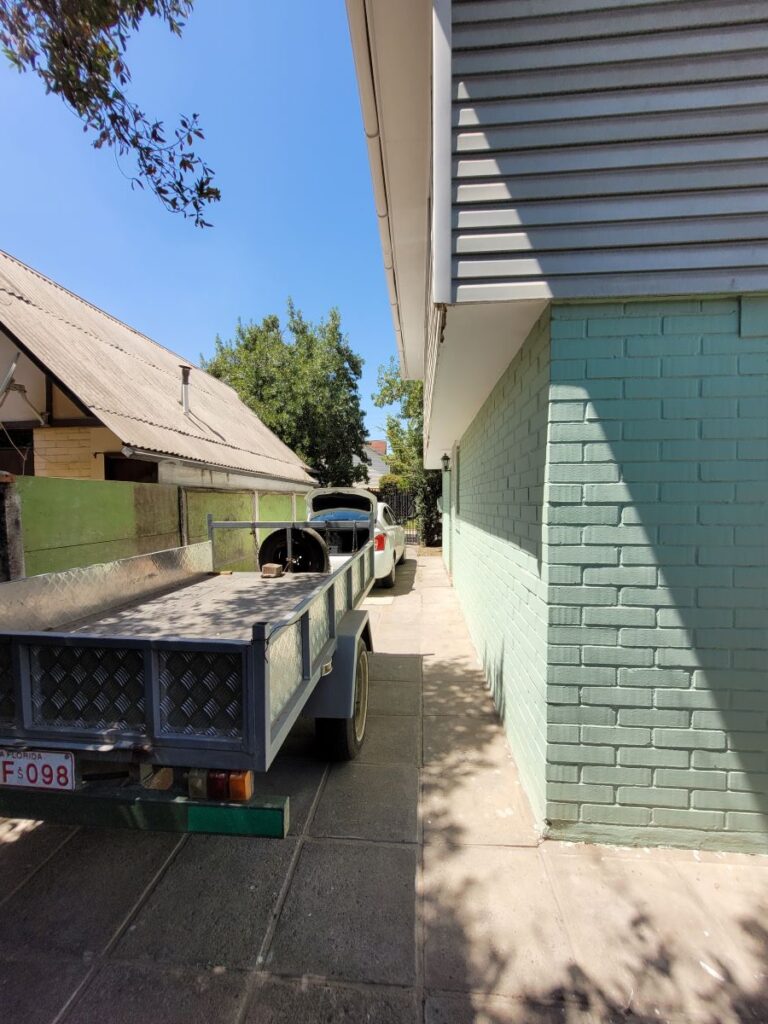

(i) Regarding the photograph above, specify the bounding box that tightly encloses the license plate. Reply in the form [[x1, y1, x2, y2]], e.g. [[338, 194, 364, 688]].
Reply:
[[0, 749, 75, 791]]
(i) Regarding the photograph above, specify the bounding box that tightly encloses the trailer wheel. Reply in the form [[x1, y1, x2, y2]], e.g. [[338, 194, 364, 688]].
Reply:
[[316, 639, 369, 760]]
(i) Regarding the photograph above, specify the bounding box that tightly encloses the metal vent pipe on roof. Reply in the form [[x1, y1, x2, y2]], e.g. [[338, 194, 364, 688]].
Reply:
[[180, 365, 191, 415]]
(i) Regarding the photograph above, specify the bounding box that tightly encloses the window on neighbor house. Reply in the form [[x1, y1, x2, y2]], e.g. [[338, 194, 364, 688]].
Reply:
[[0, 428, 34, 475], [104, 453, 158, 483]]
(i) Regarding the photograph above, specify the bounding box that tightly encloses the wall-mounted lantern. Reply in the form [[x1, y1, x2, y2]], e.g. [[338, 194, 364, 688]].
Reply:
[[441, 453, 450, 472]]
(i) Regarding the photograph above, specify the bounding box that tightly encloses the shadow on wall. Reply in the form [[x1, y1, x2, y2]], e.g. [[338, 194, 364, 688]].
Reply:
[[547, 300, 768, 847]]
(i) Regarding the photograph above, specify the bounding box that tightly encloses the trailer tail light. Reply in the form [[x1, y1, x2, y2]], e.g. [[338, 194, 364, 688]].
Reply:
[[187, 767, 255, 802], [374, 532, 386, 551], [207, 770, 230, 801], [229, 770, 254, 801]]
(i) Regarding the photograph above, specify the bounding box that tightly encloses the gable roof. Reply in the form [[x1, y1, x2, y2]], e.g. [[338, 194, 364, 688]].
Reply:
[[0, 251, 314, 486], [353, 443, 390, 490]]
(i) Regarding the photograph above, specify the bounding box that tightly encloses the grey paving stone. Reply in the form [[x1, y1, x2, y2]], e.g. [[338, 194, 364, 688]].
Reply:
[[368, 653, 422, 683], [358, 714, 421, 766], [310, 763, 419, 843], [115, 835, 297, 968], [0, 829, 179, 959], [0, 819, 74, 897], [422, 715, 513, 770], [243, 975, 417, 1023], [267, 839, 417, 985], [425, 992, 591, 1023], [369, 678, 422, 716], [251, 755, 326, 835], [66, 962, 247, 1024], [0, 957, 88, 1024]]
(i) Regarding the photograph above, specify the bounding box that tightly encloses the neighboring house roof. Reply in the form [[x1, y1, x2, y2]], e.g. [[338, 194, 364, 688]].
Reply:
[[0, 251, 314, 486], [353, 444, 390, 489]]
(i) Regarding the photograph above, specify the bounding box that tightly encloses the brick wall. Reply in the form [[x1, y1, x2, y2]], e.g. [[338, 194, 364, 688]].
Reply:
[[451, 312, 551, 822], [545, 297, 768, 852], [33, 426, 120, 479]]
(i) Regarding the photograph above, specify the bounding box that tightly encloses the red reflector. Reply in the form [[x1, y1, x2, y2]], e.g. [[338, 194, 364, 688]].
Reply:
[[208, 770, 229, 800], [374, 533, 386, 551]]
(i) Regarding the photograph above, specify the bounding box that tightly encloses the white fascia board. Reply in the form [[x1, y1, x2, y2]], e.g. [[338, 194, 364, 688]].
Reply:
[[346, 0, 431, 380]]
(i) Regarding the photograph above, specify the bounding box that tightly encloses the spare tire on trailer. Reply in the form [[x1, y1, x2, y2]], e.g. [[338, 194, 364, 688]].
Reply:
[[258, 527, 330, 574]]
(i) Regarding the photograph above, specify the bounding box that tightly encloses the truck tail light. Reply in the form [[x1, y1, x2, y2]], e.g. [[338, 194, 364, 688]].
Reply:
[[374, 532, 386, 551]]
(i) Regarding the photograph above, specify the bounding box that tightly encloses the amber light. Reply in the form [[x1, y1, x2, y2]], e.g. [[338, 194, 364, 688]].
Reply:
[[229, 770, 254, 802]]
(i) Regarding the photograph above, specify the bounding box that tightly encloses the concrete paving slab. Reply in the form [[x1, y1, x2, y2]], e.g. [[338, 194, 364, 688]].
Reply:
[[358, 714, 421, 766], [423, 845, 573, 997], [0, 818, 74, 897], [0, 956, 89, 1024], [425, 992, 593, 1024], [421, 671, 497, 719], [66, 962, 247, 1024], [0, 829, 179, 959], [370, 678, 422, 716], [541, 843, 757, 1021], [422, 763, 538, 847], [311, 763, 419, 843], [369, 653, 423, 683], [243, 975, 418, 1023], [267, 839, 417, 985], [115, 835, 297, 969], [423, 715, 515, 771]]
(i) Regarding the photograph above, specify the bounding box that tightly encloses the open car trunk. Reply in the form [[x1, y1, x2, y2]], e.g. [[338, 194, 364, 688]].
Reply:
[[305, 488, 376, 554]]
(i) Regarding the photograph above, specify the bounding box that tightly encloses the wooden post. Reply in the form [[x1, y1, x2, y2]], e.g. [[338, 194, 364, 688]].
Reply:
[[0, 472, 25, 581]]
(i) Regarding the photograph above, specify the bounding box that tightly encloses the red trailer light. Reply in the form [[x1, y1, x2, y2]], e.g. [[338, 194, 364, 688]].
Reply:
[[207, 770, 229, 800], [374, 532, 386, 551]]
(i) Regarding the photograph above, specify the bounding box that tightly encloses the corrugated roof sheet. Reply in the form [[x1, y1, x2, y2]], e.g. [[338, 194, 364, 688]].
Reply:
[[0, 251, 314, 485]]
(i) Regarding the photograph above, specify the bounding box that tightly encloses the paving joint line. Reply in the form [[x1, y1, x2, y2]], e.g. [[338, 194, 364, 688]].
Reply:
[[49, 832, 189, 1024], [0, 822, 81, 910], [234, 761, 331, 1024]]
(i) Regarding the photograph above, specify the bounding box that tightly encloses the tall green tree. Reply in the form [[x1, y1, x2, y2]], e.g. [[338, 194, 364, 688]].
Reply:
[[203, 302, 369, 487], [372, 357, 441, 546], [0, 0, 219, 226]]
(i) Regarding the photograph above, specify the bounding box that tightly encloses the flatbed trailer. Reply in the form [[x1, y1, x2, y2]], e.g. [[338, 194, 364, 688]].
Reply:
[[0, 521, 375, 837]]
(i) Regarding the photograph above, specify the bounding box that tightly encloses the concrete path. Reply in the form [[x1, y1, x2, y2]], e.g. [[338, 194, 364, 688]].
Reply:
[[1, 552, 767, 1023]]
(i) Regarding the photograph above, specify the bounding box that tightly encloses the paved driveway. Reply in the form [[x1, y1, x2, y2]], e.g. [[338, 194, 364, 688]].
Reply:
[[1, 552, 767, 1023]]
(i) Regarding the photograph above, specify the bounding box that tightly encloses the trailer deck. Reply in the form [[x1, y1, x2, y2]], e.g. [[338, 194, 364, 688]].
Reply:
[[71, 556, 353, 642]]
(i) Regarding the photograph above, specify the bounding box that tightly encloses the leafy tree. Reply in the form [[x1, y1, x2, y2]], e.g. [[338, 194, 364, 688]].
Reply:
[[0, 0, 219, 226], [203, 302, 369, 487], [372, 357, 441, 546]]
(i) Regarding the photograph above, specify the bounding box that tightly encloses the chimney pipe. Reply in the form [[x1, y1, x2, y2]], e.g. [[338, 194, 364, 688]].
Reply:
[[180, 365, 191, 415]]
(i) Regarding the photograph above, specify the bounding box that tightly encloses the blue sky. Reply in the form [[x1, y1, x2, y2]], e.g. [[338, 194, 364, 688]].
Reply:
[[0, 0, 396, 437]]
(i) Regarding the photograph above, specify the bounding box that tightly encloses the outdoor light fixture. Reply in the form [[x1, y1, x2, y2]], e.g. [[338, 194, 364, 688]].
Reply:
[[441, 453, 450, 472]]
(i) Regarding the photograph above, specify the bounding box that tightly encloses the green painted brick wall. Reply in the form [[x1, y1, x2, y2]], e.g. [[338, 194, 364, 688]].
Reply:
[[545, 296, 768, 853], [450, 311, 551, 823]]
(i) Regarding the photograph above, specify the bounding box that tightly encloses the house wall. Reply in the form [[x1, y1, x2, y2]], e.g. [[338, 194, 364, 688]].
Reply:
[[33, 426, 121, 479], [451, 0, 768, 303], [450, 312, 550, 822], [544, 296, 768, 852]]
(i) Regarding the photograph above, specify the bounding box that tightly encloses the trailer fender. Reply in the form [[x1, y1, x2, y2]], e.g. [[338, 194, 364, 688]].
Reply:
[[303, 609, 372, 719]]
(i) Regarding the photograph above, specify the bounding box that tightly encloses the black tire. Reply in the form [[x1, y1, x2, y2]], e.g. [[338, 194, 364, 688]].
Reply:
[[379, 560, 396, 589], [396, 546, 406, 565], [258, 527, 330, 573], [316, 639, 369, 761]]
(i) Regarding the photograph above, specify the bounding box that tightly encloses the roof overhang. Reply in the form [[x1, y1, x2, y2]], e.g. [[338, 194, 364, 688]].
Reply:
[[346, 0, 432, 379], [424, 300, 548, 468]]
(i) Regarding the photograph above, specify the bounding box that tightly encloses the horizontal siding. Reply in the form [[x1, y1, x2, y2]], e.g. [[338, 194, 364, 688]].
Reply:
[[451, 0, 768, 299]]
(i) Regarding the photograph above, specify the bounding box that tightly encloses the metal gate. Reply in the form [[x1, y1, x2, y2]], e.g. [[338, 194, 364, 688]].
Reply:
[[380, 488, 418, 544]]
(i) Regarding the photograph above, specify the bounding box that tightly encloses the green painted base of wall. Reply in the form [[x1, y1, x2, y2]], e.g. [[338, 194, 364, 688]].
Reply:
[[547, 821, 768, 855]]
